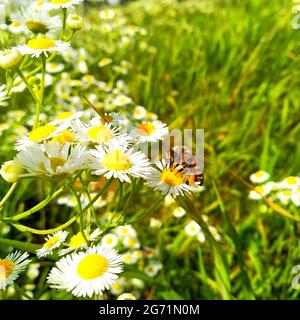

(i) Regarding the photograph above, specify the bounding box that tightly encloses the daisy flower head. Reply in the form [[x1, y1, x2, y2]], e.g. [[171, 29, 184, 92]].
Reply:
[[145, 159, 200, 197], [117, 293, 136, 300], [99, 9, 115, 20], [276, 189, 292, 206], [280, 176, 300, 190], [249, 184, 272, 200], [46, 62, 64, 73], [47, 245, 123, 298], [88, 144, 152, 183], [71, 118, 129, 147], [0, 251, 31, 290], [0, 48, 22, 70], [249, 170, 270, 184], [49, 0, 84, 9], [0, 160, 23, 183], [133, 105, 147, 120], [36, 231, 68, 258], [17, 37, 70, 58], [59, 229, 101, 256], [185, 220, 201, 236], [16, 142, 88, 179], [98, 58, 112, 68], [112, 94, 132, 107], [144, 261, 163, 277], [122, 252, 137, 265], [130, 120, 169, 144], [11, 7, 61, 35], [101, 233, 119, 248], [114, 225, 137, 238], [123, 237, 140, 250], [173, 206, 186, 218]]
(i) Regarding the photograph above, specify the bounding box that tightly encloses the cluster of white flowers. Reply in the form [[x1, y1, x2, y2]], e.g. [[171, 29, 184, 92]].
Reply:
[[249, 170, 300, 207]]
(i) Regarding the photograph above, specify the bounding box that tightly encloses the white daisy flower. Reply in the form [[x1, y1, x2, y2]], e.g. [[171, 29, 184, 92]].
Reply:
[[46, 62, 64, 73], [149, 217, 162, 228], [123, 237, 140, 250], [145, 159, 200, 197], [117, 293, 136, 300], [144, 261, 162, 277], [16, 142, 88, 178], [11, 7, 61, 35], [276, 189, 292, 206], [47, 245, 123, 298], [36, 231, 68, 258], [112, 95, 132, 107], [173, 206, 186, 218], [49, 0, 84, 9], [291, 189, 300, 207], [0, 251, 31, 290], [249, 185, 271, 200], [0, 49, 22, 70], [0, 160, 23, 183], [17, 37, 70, 58], [99, 9, 115, 20], [110, 278, 125, 296], [164, 194, 175, 206], [280, 176, 300, 190], [185, 220, 201, 236], [8, 20, 27, 34], [122, 252, 137, 265], [145, 111, 158, 121], [88, 144, 152, 183], [0, 84, 9, 107], [71, 118, 129, 147], [114, 225, 137, 238], [59, 229, 101, 256], [249, 170, 270, 184], [101, 233, 118, 248], [197, 231, 206, 243], [133, 105, 147, 120], [98, 58, 112, 68], [130, 120, 169, 144]]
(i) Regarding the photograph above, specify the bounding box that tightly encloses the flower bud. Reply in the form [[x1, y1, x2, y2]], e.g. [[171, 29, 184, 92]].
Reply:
[[26, 20, 49, 34], [67, 14, 83, 31], [0, 49, 22, 70], [0, 160, 23, 183]]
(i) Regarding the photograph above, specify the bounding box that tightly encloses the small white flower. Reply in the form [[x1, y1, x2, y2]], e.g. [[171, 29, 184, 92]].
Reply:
[[98, 58, 112, 68], [17, 37, 70, 58], [185, 220, 201, 236], [123, 237, 140, 250], [112, 95, 132, 107], [99, 9, 115, 20], [144, 261, 162, 277], [133, 106, 147, 120], [122, 252, 137, 265], [280, 176, 300, 190], [36, 231, 68, 258], [276, 189, 292, 205], [291, 189, 300, 207], [89, 144, 152, 183], [101, 233, 118, 248], [173, 207, 186, 218], [0, 251, 31, 290], [47, 246, 123, 298], [46, 62, 64, 73], [16, 142, 89, 178], [249, 170, 270, 184], [117, 293, 136, 300], [114, 225, 137, 238], [130, 120, 169, 144], [249, 185, 271, 200]]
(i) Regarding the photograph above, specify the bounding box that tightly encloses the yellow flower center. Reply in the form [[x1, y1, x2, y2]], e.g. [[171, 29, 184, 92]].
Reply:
[[50, 157, 66, 172], [77, 254, 109, 280], [160, 168, 185, 186], [286, 177, 298, 185], [105, 237, 113, 245], [52, 130, 76, 144], [137, 123, 156, 136], [254, 186, 264, 194], [27, 38, 56, 50], [51, 0, 71, 4], [29, 124, 57, 141], [254, 171, 265, 178], [44, 236, 60, 249], [11, 21, 21, 27], [102, 150, 132, 171], [87, 126, 113, 142], [127, 238, 137, 247], [36, 1, 45, 6], [70, 232, 86, 248], [0, 260, 15, 281], [283, 190, 291, 196], [55, 112, 73, 120]]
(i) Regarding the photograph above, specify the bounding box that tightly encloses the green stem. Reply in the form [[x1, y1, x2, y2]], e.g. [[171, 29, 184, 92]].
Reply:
[[14, 284, 34, 300], [9, 179, 113, 235], [15, 68, 39, 104], [3, 186, 64, 222], [120, 179, 137, 223], [68, 184, 89, 244], [60, 8, 67, 40], [33, 54, 46, 129], [0, 183, 18, 210]]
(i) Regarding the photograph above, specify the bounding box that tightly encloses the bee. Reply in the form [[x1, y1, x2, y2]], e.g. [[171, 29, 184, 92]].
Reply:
[[168, 146, 204, 186]]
